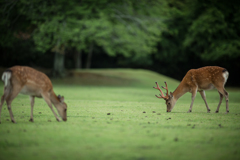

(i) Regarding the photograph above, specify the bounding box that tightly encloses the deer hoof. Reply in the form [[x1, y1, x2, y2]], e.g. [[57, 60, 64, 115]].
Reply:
[[29, 118, 34, 122], [11, 120, 16, 123], [187, 110, 192, 113], [56, 118, 61, 122], [215, 111, 219, 113]]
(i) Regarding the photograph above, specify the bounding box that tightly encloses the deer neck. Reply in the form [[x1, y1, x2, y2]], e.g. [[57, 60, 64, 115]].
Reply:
[[50, 91, 61, 106], [172, 82, 188, 101]]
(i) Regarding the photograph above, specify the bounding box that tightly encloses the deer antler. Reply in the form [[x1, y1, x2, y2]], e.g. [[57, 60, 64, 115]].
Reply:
[[153, 81, 169, 100]]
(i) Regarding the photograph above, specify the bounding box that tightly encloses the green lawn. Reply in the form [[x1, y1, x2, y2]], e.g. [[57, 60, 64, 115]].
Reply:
[[0, 69, 240, 160]]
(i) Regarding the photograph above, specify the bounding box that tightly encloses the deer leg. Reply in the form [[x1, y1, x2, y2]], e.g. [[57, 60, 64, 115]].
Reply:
[[199, 90, 211, 113], [188, 89, 197, 113], [224, 89, 229, 113], [29, 96, 35, 122], [5, 89, 22, 123], [0, 94, 6, 124], [215, 86, 229, 113], [0, 87, 11, 123], [5, 84, 23, 123], [41, 93, 61, 122], [215, 91, 223, 113], [6, 103, 16, 123]]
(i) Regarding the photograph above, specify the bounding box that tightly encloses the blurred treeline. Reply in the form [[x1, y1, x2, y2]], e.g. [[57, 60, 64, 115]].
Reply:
[[0, 0, 239, 86]]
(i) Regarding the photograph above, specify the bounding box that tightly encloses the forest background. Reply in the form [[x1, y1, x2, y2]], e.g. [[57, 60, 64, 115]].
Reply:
[[0, 0, 239, 86]]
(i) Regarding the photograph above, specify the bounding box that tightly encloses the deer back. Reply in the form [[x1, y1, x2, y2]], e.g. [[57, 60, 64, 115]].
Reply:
[[181, 66, 228, 91], [5, 66, 53, 97]]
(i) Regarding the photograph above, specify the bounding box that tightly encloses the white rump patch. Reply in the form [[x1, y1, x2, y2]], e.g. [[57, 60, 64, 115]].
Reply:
[[223, 71, 229, 84], [2, 72, 11, 87]]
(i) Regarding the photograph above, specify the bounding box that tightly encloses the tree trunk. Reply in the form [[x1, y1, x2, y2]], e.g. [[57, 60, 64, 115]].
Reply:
[[86, 43, 94, 69], [52, 52, 65, 78], [74, 50, 82, 69]]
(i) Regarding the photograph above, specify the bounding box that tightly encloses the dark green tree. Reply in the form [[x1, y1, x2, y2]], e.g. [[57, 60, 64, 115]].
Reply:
[[183, 0, 240, 60]]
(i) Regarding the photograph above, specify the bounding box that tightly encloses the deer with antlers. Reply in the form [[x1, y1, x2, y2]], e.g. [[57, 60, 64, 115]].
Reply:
[[153, 66, 229, 113], [0, 66, 67, 123]]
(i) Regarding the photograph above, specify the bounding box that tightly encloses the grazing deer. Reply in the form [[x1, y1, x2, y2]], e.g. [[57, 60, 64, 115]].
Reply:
[[153, 66, 229, 113], [0, 66, 67, 123]]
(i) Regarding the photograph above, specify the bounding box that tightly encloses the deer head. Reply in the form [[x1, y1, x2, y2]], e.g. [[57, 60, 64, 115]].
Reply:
[[56, 95, 67, 121], [153, 81, 176, 112]]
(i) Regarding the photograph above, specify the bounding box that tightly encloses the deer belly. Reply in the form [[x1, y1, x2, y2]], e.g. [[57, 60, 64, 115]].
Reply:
[[198, 84, 215, 91], [20, 86, 42, 97]]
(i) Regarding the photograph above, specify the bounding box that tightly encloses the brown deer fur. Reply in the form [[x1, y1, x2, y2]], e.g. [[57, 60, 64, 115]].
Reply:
[[154, 66, 229, 113], [0, 66, 67, 123]]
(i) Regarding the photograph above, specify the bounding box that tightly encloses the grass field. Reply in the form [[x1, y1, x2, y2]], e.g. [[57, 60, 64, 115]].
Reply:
[[0, 69, 240, 160]]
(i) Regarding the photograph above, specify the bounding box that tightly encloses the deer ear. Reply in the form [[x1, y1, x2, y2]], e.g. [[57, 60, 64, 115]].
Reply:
[[170, 92, 173, 98], [60, 96, 65, 103], [57, 95, 64, 102]]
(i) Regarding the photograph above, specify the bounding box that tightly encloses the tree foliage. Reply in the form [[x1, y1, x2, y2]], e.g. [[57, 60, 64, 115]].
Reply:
[[13, 0, 167, 57], [183, 0, 240, 60]]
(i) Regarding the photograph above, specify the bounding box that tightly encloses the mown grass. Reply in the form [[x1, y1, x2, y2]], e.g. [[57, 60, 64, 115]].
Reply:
[[0, 69, 240, 160]]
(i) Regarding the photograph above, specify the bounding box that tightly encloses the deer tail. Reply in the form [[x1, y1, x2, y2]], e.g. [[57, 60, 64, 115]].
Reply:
[[2, 71, 12, 87], [222, 69, 229, 85]]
